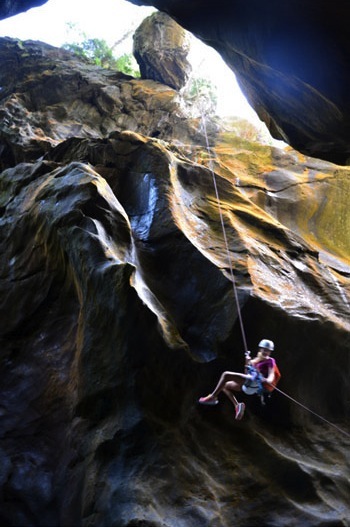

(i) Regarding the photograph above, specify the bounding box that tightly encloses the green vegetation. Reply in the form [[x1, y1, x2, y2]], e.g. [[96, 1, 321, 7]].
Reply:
[[62, 23, 140, 76], [183, 76, 218, 116], [61, 23, 220, 117], [114, 53, 140, 77], [63, 37, 114, 67]]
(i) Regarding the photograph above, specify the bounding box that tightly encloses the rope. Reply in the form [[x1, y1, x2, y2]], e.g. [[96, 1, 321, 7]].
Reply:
[[273, 386, 350, 439], [198, 103, 248, 353], [194, 71, 350, 441]]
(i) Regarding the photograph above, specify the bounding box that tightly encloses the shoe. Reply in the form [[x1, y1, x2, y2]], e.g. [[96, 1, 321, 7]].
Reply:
[[198, 394, 219, 405], [235, 402, 245, 420]]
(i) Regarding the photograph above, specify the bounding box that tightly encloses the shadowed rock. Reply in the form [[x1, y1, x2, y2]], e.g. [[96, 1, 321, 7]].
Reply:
[[127, 0, 350, 165], [1, 129, 350, 525], [0, 0, 46, 19]]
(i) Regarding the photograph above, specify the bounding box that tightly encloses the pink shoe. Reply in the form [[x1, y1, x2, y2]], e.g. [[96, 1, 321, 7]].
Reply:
[[235, 402, 245, 420], [198, 394, 219, 406]]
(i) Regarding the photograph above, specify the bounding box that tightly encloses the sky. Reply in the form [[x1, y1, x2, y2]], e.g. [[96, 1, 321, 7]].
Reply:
[[0, 0, 263, 125]]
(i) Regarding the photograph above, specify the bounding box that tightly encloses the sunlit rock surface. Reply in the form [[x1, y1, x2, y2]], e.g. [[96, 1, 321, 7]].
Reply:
[[1, 37, 350, 527], [133, 11, 191, 90]]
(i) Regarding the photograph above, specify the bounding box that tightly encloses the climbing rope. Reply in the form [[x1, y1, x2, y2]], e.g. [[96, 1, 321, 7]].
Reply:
[[198, 96, 248, 353], [273, 386, 350, 439], [194, 73, 350, 440]]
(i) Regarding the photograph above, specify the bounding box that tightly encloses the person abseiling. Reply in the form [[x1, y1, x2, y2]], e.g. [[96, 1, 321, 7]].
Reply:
[[198, 339, 277, 420]]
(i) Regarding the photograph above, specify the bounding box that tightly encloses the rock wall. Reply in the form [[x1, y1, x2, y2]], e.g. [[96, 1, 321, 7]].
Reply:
[[0, 37, 215, 172], [0, 34, 350, 527]]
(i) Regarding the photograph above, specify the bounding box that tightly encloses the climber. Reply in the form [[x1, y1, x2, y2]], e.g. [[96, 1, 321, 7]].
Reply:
[[198, 339, 276, 420]]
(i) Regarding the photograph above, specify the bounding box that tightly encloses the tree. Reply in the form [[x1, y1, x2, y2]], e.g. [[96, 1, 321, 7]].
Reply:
[[115, 54, 140, 77], [62, 23, 140, 76], [63, 37, 117, 68]]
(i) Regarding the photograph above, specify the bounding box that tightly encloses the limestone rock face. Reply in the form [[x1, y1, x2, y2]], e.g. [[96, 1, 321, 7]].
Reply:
[[2, 129, 350, 527], [133, 11, 191, 90], [0, 37, 210, 171], [1, 34, 350, 527]]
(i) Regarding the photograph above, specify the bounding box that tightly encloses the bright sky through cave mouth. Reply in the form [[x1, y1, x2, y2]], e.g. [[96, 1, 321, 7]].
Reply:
[[0, 0, 278, 140]]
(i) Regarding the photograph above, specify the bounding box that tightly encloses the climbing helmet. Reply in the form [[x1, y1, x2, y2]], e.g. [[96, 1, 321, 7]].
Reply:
[[258, 339, 274, 351]]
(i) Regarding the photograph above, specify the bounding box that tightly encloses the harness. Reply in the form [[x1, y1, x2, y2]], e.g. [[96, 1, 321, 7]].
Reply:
[[244, 365, 269, 404], [244, 365, 264, 393]]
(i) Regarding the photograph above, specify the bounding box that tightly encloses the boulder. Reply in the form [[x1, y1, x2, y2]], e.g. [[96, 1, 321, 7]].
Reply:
[[133, 11, 191, 90]]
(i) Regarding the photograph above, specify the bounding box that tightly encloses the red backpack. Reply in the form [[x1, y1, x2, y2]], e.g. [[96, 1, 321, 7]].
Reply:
[[263, 359, 281, 393]]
